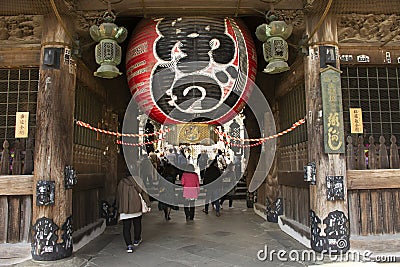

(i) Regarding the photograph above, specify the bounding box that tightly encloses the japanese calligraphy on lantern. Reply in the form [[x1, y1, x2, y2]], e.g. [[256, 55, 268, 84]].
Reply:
[[349, 108, 363, 133], [15, 112, 29, 138], [321, 66, 345, 153], [126, 17, 257, 125]]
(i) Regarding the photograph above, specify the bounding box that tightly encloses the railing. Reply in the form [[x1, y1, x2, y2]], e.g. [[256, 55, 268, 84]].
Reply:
[[278, 142, 308, 172], [0, 139, 34, 176], [277, 142, 310, 229], [346, 135, 400, 236], [346, 135, 400, 170], [0, 139, 34, 243], [0, 175, 33, 243], [0, 140, 105, 238]]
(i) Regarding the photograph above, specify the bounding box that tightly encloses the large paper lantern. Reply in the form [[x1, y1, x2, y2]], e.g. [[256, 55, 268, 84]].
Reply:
[[126, 17, 257, 125]]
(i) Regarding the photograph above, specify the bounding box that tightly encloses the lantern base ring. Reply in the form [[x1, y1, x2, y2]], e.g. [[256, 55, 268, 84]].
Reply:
[[263, 61, 290, 74], [94, 64, 122, 79]]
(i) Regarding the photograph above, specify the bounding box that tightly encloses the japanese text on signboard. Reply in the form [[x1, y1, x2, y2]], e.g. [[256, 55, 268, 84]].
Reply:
[[321, 67, 345, 153]]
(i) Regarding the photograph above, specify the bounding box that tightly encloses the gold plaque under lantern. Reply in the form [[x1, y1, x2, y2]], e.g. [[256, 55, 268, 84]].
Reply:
[[166, 123, 218, 145]]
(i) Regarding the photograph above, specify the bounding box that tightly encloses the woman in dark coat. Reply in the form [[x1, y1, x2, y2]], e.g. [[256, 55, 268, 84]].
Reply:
[[158, 161, 179, 220], [202, 159, 222, 216]]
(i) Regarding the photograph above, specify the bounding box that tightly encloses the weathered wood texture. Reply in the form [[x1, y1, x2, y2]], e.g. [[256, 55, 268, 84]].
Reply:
[[281, 185, 310, 226], [346, 135, 400, 170], [347, 169, 400, 190], [0, 195, 32, 243], [0, 140, 35, 176], [304, 12, 348, 221], [347, 136, 400, 236], [72, 173, 104, 230], [339, 45, 400, 64], [348, 189, 400, 236], [32, 13, 76, 235], [75, 60, 106, 100], [0, 45, 40, 68], [278, 142, 308, 172], [101, 110, 119, 200], [278, 171, 309, 188], [73, 144, 102, 174], [0, 175, 33, 195], [275, 58, 305, 98]]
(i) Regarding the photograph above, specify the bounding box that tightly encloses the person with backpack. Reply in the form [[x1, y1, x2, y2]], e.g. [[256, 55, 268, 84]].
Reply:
[[215, 149, 227, 172]]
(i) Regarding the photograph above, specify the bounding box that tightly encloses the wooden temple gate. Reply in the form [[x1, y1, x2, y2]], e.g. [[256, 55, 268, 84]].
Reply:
[[255, 6, 400, 252], [0, 0, 400, 262]]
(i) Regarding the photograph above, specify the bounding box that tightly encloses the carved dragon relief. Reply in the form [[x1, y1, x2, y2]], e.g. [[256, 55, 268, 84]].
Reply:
[[274, 10, 305, 31], [338, 13, 400, 44], [0, 15, 43, 43]]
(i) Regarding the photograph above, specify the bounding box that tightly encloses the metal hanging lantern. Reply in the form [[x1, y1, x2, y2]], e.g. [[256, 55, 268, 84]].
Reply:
[[90, 11, 128, 79], [256, 17, 292, 74]]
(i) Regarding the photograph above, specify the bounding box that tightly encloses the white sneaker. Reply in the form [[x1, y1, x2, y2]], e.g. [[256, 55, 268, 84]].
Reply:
[[126, 245, 134, 253], [133, 239, 142, 246]]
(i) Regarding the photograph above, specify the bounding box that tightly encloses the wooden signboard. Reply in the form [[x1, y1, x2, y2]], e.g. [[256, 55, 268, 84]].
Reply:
[[15, 112, 29, 138], [349, 108, 363, 134], [321, 66, 345, 153]]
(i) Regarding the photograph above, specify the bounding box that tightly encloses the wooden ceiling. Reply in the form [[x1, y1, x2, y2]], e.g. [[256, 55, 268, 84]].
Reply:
[[76, 0, 303, 17], [2, 0, 399, 17]]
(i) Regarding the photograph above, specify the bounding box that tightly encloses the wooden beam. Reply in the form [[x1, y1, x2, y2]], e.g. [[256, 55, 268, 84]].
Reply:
[[275, 58, 305, 99], [0, 45, 40, 68], [76, 60, 106, 100], [0, 175, 34, 195], [73, 173, 105, 192], [347, 169, 400, 190], [339, 45, 400, 66], [278, 171, 309, 188]]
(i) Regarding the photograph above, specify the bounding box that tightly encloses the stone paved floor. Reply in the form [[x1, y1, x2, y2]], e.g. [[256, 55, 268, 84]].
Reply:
[[75, 200, 309, 267], [8, 200, 400, 267]]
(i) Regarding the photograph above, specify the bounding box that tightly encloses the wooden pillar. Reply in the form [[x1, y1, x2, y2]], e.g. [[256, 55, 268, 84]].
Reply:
[[304, 11, 350, 253], [31, 13, 76, 261]]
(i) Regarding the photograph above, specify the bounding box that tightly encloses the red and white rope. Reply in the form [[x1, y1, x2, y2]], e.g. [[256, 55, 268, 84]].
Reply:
[[215, 118, 306, 142], [76, 120, 170, 137], [217, 118, 306, 148], [222, 139, 264, 148], [116, 138, 166, 147]]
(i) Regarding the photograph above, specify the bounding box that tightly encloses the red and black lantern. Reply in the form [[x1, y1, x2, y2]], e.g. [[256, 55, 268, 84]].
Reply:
[[126, 17, 257, 125]]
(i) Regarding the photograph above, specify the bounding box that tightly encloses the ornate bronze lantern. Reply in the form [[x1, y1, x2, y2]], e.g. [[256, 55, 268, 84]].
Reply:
[[90, 11, 128, 78], [256, 17, 292, 74]]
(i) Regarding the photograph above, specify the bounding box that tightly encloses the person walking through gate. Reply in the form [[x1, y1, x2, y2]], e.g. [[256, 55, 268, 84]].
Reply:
[[181, 164, 200, 221], [197, 150, 209, 181], [117, 174, 151, 253], [158, 161, 179, 221], [220, 163, 236, 209], [177, 148, 188, 180], [215, 149, 227, 172], [202, 158, 223, 216]]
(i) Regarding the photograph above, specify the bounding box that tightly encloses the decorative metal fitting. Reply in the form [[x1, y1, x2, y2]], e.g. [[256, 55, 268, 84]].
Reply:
[[36, 180, 55, 206], [64, 166, 77, 189]]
